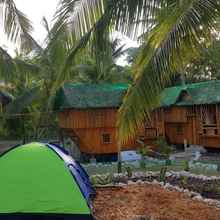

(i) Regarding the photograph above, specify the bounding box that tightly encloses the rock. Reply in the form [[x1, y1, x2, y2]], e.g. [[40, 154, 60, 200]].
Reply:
[[128, 180, 136, 185], [183, 189, 190, 194], [117, 182, 127, 187], [190, 191, 200, 198], [164, 183, 173, 190], [136, 180, 144, 184], [152, 179, 159, 185], [112, 173, 128, 183], [193, 195, 203, 201]]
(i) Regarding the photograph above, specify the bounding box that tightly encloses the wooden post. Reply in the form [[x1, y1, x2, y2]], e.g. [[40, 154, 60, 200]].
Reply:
[[117, 141, 122, 173], [184, 139, 187, 152]]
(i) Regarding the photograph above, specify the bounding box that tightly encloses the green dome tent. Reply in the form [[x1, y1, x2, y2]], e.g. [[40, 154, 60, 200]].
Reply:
[[0, 142, 94, 220]]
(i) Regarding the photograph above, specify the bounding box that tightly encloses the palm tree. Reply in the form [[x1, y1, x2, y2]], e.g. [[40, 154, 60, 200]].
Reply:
[[55, 0, 220, 172], [0, 0, 40, 82], [55, 0, 220, 142]]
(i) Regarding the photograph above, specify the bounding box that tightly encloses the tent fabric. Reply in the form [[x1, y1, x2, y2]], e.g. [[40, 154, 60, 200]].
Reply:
[[0, 214, 93, 220], [0, 142, 95, 219], [54, 83, 128, 110], [47, 143, 96, 201], [161, 80, 220, 107]]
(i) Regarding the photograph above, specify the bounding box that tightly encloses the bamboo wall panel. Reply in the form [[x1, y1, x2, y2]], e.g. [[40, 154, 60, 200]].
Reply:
[[59, 109, 117, 129], [164, 107, 187, 123], [165, 122, 194, 145], [72, 128, 137, 154], [200, 136, 220, 148]]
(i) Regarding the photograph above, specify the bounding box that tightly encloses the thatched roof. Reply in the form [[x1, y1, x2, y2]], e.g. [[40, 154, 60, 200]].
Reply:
[[161, 80, 220, 107], [54, 80, 220, 111], [54, 83, 128, 110]]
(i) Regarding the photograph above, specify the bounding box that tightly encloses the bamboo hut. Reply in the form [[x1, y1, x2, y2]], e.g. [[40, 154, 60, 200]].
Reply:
[[55, 80, 220, 157], [54, 83, 164, 157], [159, 80, 220, 148]]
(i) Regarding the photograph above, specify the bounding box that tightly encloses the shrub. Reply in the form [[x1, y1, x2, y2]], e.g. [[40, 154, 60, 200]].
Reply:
[[125, 166, 133, 178], [154, 137, 172, 158], [183, 160, 190, 172]]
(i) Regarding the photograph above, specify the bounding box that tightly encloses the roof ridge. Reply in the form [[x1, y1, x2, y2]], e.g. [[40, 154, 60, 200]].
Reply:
[[165, 80, 220, 90]]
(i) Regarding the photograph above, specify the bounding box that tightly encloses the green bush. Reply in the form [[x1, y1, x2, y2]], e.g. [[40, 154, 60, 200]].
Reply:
[[183, 160, 190, 172], [154, 137, 173, 158], [125, 166, 133, 178]]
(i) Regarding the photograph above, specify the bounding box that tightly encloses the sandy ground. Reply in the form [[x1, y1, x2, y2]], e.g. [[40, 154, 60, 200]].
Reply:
[[93, 183, 220, 220]]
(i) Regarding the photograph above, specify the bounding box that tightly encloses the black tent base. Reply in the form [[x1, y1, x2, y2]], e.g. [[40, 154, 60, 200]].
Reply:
[[0, 213, 94, 220]]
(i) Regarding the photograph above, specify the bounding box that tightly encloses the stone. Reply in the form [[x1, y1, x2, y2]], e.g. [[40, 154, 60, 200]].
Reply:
[[152, 179, 159, 185], [193, 195, 203, 201]]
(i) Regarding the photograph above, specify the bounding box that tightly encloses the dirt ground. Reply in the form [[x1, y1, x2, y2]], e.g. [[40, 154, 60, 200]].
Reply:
[[93, 183, 220, 220]]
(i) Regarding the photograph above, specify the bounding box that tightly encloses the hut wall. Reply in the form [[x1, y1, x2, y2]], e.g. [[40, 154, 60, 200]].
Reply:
[[164, 105, 220, 148], [58, 109, 138, 154], [164, 106, 196, 145], [196, 104, 220, 148], [164, 107, 187, 123]]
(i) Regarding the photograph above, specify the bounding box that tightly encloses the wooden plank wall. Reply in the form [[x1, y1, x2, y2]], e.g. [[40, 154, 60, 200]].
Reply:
[[59, 108, 138, 154], [59, 109, 116, 129]]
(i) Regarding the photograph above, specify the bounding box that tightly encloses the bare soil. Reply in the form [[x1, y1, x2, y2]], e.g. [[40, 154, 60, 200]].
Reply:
[[93, 183, 220, 220]]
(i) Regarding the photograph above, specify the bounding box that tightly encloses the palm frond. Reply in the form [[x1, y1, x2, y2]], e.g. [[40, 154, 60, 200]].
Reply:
[[0, 46, 15, 80], [56, 0, 160, 39], [118, 0, 220, 142], [56, 0, 104, 38], [5, 87, 40, 115], [14, 59, 40, 75], [0, 0, 41, 53]]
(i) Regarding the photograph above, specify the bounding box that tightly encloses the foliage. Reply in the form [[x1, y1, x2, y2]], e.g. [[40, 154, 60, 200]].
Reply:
[[0, 0, 39, 53], [159, 166, 167, 184], [154, 137, 172, 158], [2, 0, 220, 145], [54, 0, 220, 142], [185, 40, 220, 82], [90, 174, 113, 186], [183, 160, 190, 172], [125, 166, 133, 178], [180, 175, 188, 188], [0, 17, 131, 140]]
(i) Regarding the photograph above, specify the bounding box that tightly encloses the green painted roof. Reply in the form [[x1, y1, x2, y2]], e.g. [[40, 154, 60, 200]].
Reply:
[[0, 142, 90, 214], [54, 80, 220, 110], [54, 83, 128, 110], [161, 80, 220, 107]]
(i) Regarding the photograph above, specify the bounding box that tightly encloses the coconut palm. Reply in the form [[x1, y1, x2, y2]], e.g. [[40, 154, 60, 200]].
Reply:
[[0, 0, 41, 82], [2, 17, 130, 140], [55, 0, 220, 143]]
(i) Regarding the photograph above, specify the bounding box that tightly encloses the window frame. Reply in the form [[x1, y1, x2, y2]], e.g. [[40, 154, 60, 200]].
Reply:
[[101, 133, 112, 144]]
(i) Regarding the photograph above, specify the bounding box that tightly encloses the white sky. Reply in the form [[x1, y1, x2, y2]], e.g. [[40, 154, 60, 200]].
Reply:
[[0, 0, 138, 57]]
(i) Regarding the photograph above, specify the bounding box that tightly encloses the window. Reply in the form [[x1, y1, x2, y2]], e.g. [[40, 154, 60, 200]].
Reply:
[[102, 133, 111, 144], [176, 124, 183, 135]]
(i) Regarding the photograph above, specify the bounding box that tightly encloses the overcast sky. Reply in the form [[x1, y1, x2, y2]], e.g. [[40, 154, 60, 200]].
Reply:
[[1, 0, 138, 57]]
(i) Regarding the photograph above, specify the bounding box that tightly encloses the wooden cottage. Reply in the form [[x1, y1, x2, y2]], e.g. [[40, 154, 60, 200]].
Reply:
[[54, 83, 164, 157], [156, 80, 220, 148], [55, 80, 220, 157]]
